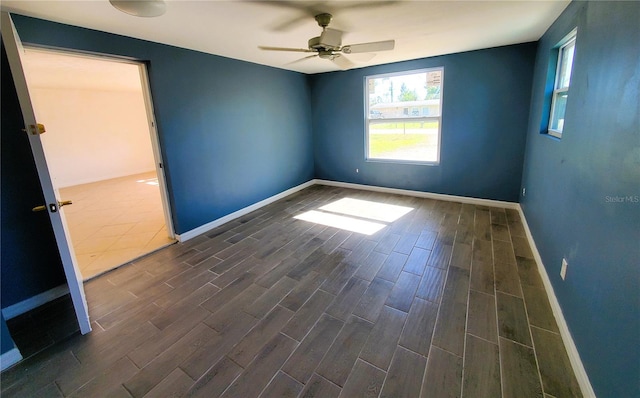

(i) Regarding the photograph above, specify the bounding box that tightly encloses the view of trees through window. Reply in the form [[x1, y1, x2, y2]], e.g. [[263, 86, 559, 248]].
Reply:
[[366, 68, 443, 163]]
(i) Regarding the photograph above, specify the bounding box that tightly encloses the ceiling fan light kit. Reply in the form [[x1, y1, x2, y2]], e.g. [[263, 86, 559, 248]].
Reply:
[[260, 12, 395, 70], [109, 0, 166, 18]]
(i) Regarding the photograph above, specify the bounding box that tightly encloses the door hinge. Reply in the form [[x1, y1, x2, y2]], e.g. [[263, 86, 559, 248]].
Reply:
[[23, 123, 46, 135]]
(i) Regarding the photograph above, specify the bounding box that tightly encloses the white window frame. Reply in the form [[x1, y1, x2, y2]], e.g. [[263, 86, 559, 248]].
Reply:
[[365, 67, 444, 164], [548, 29, 577, 138]]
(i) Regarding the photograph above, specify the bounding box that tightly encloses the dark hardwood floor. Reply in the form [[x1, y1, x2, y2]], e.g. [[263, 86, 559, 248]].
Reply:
[[2, 185, 582, 397]]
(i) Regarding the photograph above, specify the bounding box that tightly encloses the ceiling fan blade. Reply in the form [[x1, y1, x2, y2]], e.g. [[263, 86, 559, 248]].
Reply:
[[286, 54, 319, 66], [259, 46, 315, 53], [331, 54, 356, 70], [343, 40, 395, 54], [346, 52, 376, 63]]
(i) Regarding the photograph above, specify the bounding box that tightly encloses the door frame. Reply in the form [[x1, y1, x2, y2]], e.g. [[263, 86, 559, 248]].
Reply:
[[22, 45, 176, 255]]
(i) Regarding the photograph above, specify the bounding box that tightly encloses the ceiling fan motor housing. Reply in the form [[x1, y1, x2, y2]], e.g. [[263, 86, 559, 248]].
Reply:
[[308, 28, 342, 51]]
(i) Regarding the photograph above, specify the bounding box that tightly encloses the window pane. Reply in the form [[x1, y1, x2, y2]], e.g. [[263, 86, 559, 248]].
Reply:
[[368, 70, 442, 119], [368, 120, 439, 162], [557, 41, 575, 89], [550, 91, 568, 132], [366, 67, 443, 163]]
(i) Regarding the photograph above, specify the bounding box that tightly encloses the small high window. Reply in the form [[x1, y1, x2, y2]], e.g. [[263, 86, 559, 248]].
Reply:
[[365, 68, 443, 164], [548, 29, 577, 138]]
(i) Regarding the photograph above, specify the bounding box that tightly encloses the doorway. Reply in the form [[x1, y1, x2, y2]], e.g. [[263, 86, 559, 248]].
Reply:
[[21, 48, 175, 280]]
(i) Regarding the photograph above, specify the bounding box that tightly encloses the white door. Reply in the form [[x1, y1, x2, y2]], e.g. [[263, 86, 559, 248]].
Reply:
[[1, 12, 91, 334]]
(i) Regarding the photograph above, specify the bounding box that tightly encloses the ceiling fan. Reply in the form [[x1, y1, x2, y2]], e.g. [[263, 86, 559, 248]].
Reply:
[[259, 13, 395, 69]]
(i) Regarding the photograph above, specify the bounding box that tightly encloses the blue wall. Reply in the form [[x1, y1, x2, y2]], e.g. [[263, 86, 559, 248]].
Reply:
[[1, 15, 313, 309], [1, 40, 67, 308], [521, 2, 639, 397], [1, 313, 17, 355], [11, 14, 314, 234], [311, 43, 537, 202]]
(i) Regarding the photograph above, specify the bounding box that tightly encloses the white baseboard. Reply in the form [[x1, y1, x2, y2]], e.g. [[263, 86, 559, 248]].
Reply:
[[517, 205, 596, 398], [314, 179, 520, 209], [1, 284, 69, 320], [176, 180, 316, 242], [0, 348, 23, 371]]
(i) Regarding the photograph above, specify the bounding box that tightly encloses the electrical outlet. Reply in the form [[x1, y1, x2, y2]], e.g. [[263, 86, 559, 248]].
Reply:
[[522, 188, 526, 196], [356, 168, 359, 173], [560, 258, 568, 280]]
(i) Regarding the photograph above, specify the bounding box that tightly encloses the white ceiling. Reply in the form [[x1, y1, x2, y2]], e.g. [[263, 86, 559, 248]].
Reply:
[[2, 1, 570, 75]]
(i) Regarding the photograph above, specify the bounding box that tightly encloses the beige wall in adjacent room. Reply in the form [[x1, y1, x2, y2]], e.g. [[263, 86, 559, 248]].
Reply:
[[31, 86, 155, 188]]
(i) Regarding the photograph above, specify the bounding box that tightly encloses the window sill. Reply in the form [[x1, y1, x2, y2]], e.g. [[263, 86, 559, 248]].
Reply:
[[547, 129, 563, 139]]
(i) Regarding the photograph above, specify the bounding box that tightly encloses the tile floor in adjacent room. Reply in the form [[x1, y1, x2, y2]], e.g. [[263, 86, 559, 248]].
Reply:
[[59, 171, 175, 280], [2, 185, 583, 397]]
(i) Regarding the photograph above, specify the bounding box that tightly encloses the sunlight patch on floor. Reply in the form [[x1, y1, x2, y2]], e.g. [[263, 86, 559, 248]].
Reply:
[[295, 210, 386, 235], [294, 197, 414, 235], [319, 197, 414, 223]]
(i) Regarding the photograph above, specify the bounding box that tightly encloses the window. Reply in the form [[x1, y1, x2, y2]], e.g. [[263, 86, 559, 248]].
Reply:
[[366, 67, 443, 164], [548, 30, 577, 138]]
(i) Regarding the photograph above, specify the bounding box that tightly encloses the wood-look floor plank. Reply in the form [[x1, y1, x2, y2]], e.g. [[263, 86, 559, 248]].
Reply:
[[374, 233, 401, 254], [68, 356, 139, 397], [259, 371, 303, 398], [184, 356, 243, 398], [399, 297, 438, 356], [353, 251, 388, 281], [316, 316, 374, 387], [385, 271, 421, 313], [203, 284, 265, 332], [282, 289, 335, 341], [415, 229, 438, 250], [181, 311, 257, 380], [497, 292, 532, 346], [516, 256, 544, 288], [227, 305, 294, 367], [432, 267, 469, 356], [381, 346, 427, 398], [150, 282, 220, 330], [339, 359, 386, 398], [279, 271, 326, 312], [282, 314, 344, 384], [462, 335, 501, 398], [393, 233, 420, 255], [200, 271, 257, 313], [467, 290, 498, 343], [500, 337, 543, 398], [325, 277, 370, 321], [427, 241, 453, 269], [495, 261, 523, 297], [243, 276, 298, 318], [352, 277, 395, 322], [450, 242, 472, 270], [298, 374, 342, 398], [359, 306, 407, 371], [143, 368, 195, 398], [403, 247, 431, 276], [470, 258, 495, 296], [416, 265, 446, 303], [124, 323, 218, 398], [127, 306, 210, 369], [375, 252, 408, 283], [521, 285, 560, 333], [421, 346, 463, 398], [531, 327, 582, 398], [220, 333, 298, 398], [493, 240, 516, 264]]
